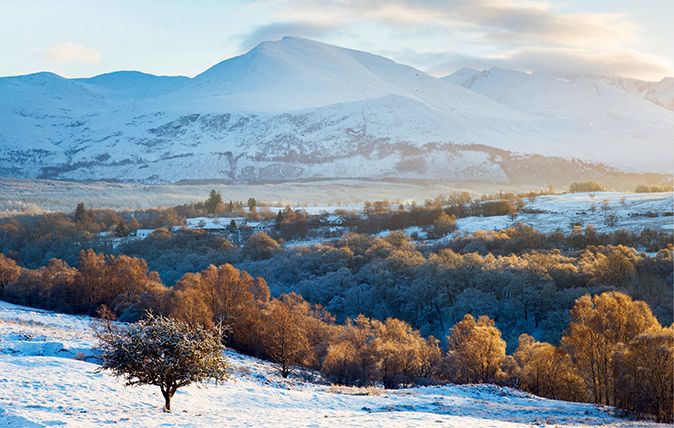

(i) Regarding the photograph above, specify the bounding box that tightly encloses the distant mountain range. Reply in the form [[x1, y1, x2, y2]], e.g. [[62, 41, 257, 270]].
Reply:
[[0, 36, 671, 184]]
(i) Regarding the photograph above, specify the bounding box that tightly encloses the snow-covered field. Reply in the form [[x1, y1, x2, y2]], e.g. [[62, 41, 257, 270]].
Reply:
[[0, 178, 513, 215], [0, 301, 662, 427], [456, 192, 673, 235]]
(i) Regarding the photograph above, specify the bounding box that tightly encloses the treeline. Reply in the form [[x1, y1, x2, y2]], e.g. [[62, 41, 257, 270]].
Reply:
[[0, 251, 164, 319], [9, 186, 668, 272], [443, 223, 672, 254], [0, 192, 274, 268], [175, 192, 277, 220], [237, 227, 673, 345], [348, 192, 522, 235], [0, 253, 671, 421], [0, 204, 183, 268], [3, 204, 671, 343], [84, 224, 674, 345], [569, 181, 607, 193], [635, 184, 674, 193]]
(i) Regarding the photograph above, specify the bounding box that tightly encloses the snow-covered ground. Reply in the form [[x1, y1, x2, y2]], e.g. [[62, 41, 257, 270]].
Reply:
[[0, 300, 662, 427], [0, 178, 502, 214], [457, 192, 673, 235]]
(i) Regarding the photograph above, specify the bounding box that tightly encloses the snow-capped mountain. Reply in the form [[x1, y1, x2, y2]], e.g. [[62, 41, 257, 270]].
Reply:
[[602, 76, 673, 110], [442, 67, 673, 174], [0, 37, 671, 183]]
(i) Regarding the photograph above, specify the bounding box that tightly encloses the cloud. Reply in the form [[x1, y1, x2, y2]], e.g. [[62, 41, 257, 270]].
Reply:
[[237, 22, 338, 51], [41, 42, 100, 65], [494, 48, 672, 80], [400, 48, 671, 81], [271, 0, 638, 47], [244, 0, 671, 79]]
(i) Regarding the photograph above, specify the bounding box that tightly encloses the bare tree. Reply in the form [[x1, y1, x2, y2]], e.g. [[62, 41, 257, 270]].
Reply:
[[95, 313, 229, 412]]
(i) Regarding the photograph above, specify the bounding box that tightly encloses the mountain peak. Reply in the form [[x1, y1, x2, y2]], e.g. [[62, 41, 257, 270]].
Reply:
[[442, 67, 481, 87], [188, 36, 487, 113]]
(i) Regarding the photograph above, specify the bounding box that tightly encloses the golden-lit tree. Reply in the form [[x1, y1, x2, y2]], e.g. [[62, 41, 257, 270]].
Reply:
[[321, 315, 378, 386], [258, 293, 313, 377], [561, 291, 659, 406], [446, 314, 506, 384], [372, 318, 438, 388], [0, 253, 20, 297], [168, 264, 269, 354], [242, 232, 280, 260], [613, 325, 673, 422], [513, 334, 586, 401]]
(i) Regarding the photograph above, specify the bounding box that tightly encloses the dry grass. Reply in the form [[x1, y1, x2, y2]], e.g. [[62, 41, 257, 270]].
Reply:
[[327, 385, 382, 396]]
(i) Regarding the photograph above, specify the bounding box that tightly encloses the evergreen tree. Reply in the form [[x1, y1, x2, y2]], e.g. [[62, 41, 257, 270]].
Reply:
[[205, 190, 224, 215], [247, 197, 257, 211], [115, 221, 131, 237], [74, 202, 88, 223]]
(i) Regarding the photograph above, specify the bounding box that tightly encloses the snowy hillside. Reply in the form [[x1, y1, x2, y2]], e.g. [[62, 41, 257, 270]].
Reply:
[[0, 300, 660, 427], [602, 76, 673, 110], [453, 191, 674, 235], [442, 67, 673, 172], [0, 37, 672, 182]]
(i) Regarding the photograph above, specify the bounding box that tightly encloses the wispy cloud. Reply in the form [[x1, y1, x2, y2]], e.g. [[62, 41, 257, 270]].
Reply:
[[41, 41, 100, 65], [268, 0, 638, 46], [491, 48, 672, 79], [402, 48, 672, 81], [242, 0, 670, 79], [236, 22, 337, 52]]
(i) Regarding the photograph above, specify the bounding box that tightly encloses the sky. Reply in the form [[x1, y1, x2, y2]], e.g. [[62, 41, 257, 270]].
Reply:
[[0, 0, 672, 80]]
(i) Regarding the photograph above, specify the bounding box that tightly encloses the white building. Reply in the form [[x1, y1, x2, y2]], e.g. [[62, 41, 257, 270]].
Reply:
[[185, 217, 245, 231], [134, 229, 155, 239], [246, 221, 271, 232], [326, 214, 345, 225]]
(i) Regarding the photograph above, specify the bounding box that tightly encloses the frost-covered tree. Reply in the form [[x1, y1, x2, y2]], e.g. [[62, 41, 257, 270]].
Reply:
[[242, 232, 280, 260], [96, 313, 229, 412]]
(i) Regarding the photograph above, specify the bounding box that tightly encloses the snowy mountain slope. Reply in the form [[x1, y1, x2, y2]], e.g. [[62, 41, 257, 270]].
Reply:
[[0, 300, 659, 427], [442, 67, 673, 172], [176, 37, 521, 115], [0, 37, 672, 182], [602, 76, 673, 110], [75, 71, 189, 100]]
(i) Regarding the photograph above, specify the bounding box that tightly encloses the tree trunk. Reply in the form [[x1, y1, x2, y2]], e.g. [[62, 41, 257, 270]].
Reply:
[[162, 390, 172, 412]]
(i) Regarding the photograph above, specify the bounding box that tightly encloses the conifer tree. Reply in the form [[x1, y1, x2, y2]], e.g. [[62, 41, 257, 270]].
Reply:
[[205, 190, 224, 215]]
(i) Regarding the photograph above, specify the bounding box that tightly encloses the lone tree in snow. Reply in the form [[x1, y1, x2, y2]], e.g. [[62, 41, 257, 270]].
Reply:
[[96, 313, 229, 412]]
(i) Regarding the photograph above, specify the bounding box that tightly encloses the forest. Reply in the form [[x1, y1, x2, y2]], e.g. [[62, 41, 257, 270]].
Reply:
[[0, 193, 672, 422], [0, 249, 671, 422]]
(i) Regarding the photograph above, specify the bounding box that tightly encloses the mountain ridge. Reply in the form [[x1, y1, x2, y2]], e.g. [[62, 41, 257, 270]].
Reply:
[[0, 36, 671, 183]]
